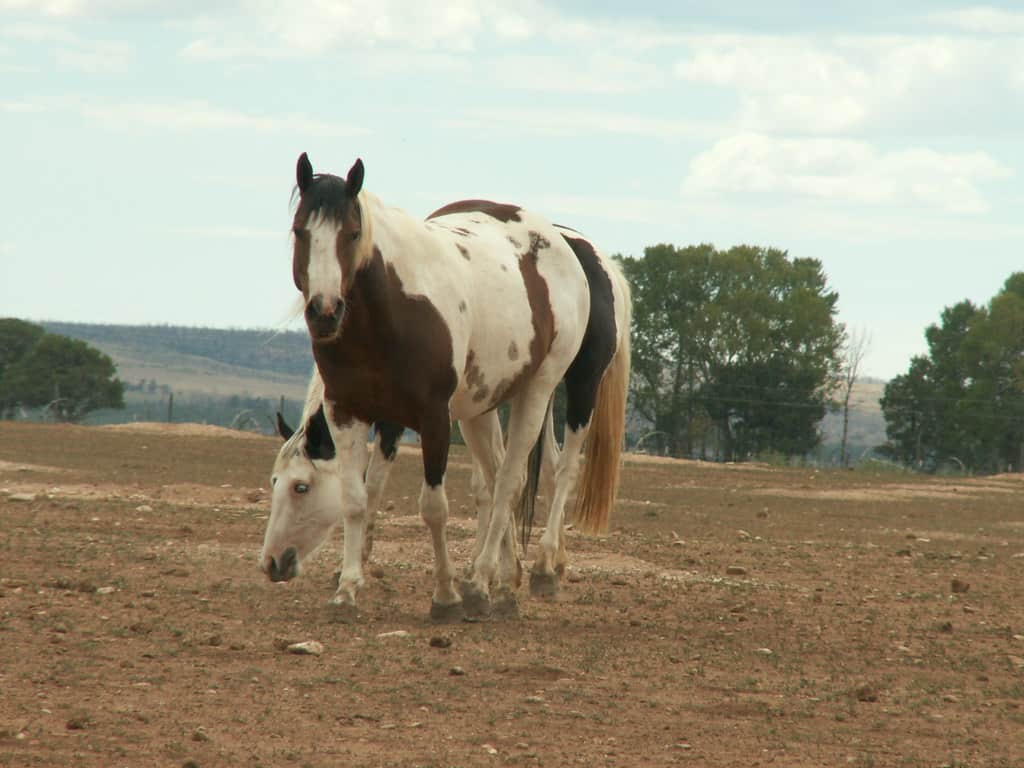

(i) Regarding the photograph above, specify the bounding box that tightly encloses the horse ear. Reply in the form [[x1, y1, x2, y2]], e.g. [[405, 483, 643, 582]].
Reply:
[[296, 152, 314, 193], [276, 412, 295, 441], [345, 158, 364, 198], [304, 405, 337, 461]]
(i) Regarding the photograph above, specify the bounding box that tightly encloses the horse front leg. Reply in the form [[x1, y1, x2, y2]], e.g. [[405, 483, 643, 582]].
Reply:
[[419, 410, 463, 622], [329, 420, 371, 615], [362, 422, 402, 565]]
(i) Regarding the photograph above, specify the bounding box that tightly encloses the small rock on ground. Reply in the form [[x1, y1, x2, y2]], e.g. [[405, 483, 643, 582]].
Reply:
[[726, 565, 748, 576], [286, 640, 324, 656]]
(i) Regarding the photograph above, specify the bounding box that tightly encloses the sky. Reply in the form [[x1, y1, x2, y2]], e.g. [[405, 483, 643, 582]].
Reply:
[[1, 1, 1022, 380]]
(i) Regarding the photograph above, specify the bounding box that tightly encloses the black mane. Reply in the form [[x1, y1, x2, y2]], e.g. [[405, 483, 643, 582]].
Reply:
[[296, 174, 352, 224]]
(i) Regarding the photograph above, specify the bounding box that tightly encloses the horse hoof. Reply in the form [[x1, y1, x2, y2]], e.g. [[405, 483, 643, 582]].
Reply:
[[327, 597, 359, 623], [459, 580, 492, 618], [529, 570, 560, 598], [429, 600, 465, 623], [492, 587, 520, 619]]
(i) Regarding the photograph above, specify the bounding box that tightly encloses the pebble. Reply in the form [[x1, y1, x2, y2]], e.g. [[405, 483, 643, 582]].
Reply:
[[8, 493, 36, 502], [951, 579, 970, 594], [192, 727, 210, 742], [726, 565, 748, 576], [368, 564, 385, 579], [385, 500, 396, 511], [754, 647, 773, 656], [567, 571, 583, 583], [95, 586, 116, 595], [482, 744, 498, 755], [287, 640, 324, 656], [855, 685, 879, 702], [1009, 655, 1024, 669], [429, 636, 452, 649], [737, 529, 752, 540], [450, 666, 466, 676], [524, 695, 545, 703], [376, 630, 410, 639], [135, 505, 153, 513]]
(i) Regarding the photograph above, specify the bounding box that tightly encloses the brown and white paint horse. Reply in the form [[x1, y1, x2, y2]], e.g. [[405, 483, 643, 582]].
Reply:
[[259, 153, 631, 619]]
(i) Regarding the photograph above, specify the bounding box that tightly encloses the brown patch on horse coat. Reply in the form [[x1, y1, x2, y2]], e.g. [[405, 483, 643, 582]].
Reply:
[[427, 199, 523, 223], [456, 243, 470, 260], [482, 231, 555, 408], [311, 247, 458, 485]]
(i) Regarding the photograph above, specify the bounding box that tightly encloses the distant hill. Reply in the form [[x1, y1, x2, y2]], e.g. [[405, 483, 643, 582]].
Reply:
[[42, 322, 313, 401], [36, 322, 889, 452], [820, 377, 888, 458]]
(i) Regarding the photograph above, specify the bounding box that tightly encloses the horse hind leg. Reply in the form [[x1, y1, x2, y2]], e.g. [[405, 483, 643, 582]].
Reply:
[[531, 423, 587, 597], [458, 412, 522, 590], [462, 383, 554, 617]]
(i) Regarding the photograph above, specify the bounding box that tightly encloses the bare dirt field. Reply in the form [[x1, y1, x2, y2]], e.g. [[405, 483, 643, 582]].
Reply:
[[2, 422, 1024, 767]]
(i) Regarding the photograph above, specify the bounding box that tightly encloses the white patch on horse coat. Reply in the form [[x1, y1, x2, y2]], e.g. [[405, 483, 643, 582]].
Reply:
[[363, 197, 589, 422], [305, 213, 344, 311]]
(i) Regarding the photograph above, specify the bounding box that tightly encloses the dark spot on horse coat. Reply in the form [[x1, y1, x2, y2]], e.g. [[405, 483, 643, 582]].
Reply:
[[500, 264, 508, 272], [456, 243, 470, 260], [427, 199, 523, 223], [374, 421, 403, 462], [311, 247, 457, 486], [304, 405, 336, 461], [508, 341, 519, 361], [452, 227, 474, 237], [559, 233, 617, 431], [458, 300, 467, 313], [464, 350, 490, 403], [507, 235, 521, 249]]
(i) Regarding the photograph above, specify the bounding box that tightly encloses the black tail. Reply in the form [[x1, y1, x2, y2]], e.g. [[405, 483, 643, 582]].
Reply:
[[518, 396, 553, 551]]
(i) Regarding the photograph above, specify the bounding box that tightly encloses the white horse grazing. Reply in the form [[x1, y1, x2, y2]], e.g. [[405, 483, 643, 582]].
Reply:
[[259, 153, 631, 620], [263, 368, 532, 592]]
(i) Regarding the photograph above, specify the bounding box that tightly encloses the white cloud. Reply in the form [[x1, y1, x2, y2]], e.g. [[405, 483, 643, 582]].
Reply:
[[56, 39, 133, 71], [928, 5, 1024, 34], [450, 107, 715, 141], [0, 95, 370, 139], [683, 133, 1012, 215], [675, 33, 1011, 135], [492, 51, 667, 93], [77, 99, 368, 137]]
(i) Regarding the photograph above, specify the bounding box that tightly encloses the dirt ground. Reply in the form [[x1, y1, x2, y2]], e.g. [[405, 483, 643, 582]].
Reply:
[[2, 422, 1024, 768]]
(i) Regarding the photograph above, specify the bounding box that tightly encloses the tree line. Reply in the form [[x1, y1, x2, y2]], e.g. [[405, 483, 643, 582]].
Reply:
[[7, 253, 1023, 475]]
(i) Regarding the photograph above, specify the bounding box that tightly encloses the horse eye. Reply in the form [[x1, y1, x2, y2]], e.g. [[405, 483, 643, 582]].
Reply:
[[271, 477, 277, 486], [294, 482, 310, 494]]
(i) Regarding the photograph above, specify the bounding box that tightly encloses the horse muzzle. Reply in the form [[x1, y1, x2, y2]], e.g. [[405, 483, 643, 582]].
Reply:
[[265, 546, 298, 582], [305, 294, 345, 341]]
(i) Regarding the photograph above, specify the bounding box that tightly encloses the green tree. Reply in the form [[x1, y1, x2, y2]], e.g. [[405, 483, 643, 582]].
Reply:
[[621, 244, 843, 460], [0, 318, 45, 381], [0, 334, 124, 422], [881, 274, 1024, 472]]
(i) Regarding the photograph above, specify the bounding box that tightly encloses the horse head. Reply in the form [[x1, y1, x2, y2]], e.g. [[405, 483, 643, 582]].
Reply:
[[260, 403, 340, 582], [291, 152, 373, 341]]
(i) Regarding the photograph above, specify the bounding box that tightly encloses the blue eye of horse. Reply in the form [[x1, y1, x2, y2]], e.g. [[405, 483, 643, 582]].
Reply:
[[294, 482, 310, 494]]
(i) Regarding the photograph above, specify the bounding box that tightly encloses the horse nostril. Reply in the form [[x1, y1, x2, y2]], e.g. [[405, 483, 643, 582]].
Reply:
[[268, 547, 298, 582]]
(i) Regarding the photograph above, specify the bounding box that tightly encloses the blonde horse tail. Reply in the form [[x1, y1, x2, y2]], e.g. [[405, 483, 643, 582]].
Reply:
[[574, 268, 632, 535]]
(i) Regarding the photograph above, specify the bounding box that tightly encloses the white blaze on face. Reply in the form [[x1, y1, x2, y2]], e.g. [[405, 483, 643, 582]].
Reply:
[[305, 213, 344, 310]]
